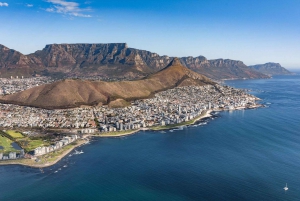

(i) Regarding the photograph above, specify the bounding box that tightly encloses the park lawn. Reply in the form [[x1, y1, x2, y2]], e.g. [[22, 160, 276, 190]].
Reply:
[[5, 130, 24, 139], [0, 135, 18, 153], [24, 140, 51, 152]]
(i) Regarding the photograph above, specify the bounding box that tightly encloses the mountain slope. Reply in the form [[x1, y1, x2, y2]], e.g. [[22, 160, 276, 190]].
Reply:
[[0, 44, 42, 77], [248, 63, 293, 75], [0, 58, 214, 109], [0, 43, 269, 80]]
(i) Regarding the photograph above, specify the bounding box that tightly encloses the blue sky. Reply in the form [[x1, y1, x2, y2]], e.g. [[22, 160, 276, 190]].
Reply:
[[1, 0, 300, 69]]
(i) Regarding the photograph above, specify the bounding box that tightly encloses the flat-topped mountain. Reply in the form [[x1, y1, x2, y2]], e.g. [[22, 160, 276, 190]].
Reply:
[[0, 43, 269, 80], [248, 63, 293, 76], [0, 58, 214, 109]]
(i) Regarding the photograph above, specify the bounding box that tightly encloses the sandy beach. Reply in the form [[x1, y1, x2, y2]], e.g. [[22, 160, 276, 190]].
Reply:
[[190, 109, 212, 124]]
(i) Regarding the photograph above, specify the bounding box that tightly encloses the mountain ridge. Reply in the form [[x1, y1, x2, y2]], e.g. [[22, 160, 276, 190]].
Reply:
[[0, 43, 269, 80]]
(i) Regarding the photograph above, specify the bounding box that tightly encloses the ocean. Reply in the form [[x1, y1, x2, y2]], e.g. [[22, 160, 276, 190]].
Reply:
[[0, 75, 299, 201]]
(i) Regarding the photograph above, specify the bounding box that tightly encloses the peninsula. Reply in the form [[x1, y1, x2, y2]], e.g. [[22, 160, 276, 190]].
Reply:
[[0, 58, 262, 167]]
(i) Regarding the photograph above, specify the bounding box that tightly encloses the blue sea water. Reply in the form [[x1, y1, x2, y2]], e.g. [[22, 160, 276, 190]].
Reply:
[[0, 75, 299, 201]]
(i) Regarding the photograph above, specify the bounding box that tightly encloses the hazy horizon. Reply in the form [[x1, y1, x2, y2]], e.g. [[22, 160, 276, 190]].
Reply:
[[1, 0, 299, 69]]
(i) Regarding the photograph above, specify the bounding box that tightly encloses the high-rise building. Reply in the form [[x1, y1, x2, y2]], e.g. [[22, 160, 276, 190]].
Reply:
[[20, 149, 25, 158]]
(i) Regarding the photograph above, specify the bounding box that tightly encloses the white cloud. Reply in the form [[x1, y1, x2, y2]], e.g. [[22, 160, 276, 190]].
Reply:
[[46, 0, 92, 18], [46, 8, 55, 12], [0, 2, 8, 7], [26, 4, 33, 7]]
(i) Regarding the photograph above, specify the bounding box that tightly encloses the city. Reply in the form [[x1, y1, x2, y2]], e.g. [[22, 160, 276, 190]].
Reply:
[[0, 81, 260, 160], [0, 84, 259, 132]]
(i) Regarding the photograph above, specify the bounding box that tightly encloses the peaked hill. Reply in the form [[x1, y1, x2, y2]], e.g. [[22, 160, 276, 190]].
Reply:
[[0, 58, 214, 109], [0, 43, 269, 80]]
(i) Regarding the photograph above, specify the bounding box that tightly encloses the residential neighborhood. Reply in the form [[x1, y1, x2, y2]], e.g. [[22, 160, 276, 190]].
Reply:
[[0, 149, 25, 160], [0, 77, 54, 95], [0, 84, 259, 132]]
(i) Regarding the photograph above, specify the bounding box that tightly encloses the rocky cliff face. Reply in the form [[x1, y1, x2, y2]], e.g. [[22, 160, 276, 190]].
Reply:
[[248, 63, 293, 76], [0, 43, 269, 79], [28, 43, 172, 78], [31, 43, 129, 68]]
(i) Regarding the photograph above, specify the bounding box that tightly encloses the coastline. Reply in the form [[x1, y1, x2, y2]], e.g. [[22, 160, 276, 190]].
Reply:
[[91, 109, 213, 137], [150, 109, 213, 131], [92, 129, 143, 138], [0, 139, 87, 168], [0, 106, 262, 168]]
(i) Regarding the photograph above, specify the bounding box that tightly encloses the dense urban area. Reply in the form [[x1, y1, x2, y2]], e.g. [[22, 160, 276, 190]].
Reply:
[[0, 77, 54, 95], [0, 77, 259, 161]]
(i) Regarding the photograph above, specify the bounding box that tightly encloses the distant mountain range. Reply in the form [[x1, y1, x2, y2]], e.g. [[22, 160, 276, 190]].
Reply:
[[248, 63, 293, 76], [0, 58, 215, 109], [0, 43, 271, 80]]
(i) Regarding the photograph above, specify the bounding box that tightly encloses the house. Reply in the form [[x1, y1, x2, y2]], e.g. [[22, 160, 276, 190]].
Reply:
[[9, 152, 17, 159]]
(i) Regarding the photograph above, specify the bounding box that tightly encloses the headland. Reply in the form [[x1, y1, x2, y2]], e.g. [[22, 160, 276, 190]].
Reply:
[[0, 58, 263, 168]]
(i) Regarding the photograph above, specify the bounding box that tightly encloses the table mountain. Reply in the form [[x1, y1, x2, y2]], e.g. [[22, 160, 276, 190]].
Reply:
[[0, 43, 269, 80], [248, 63, 293, 76]]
